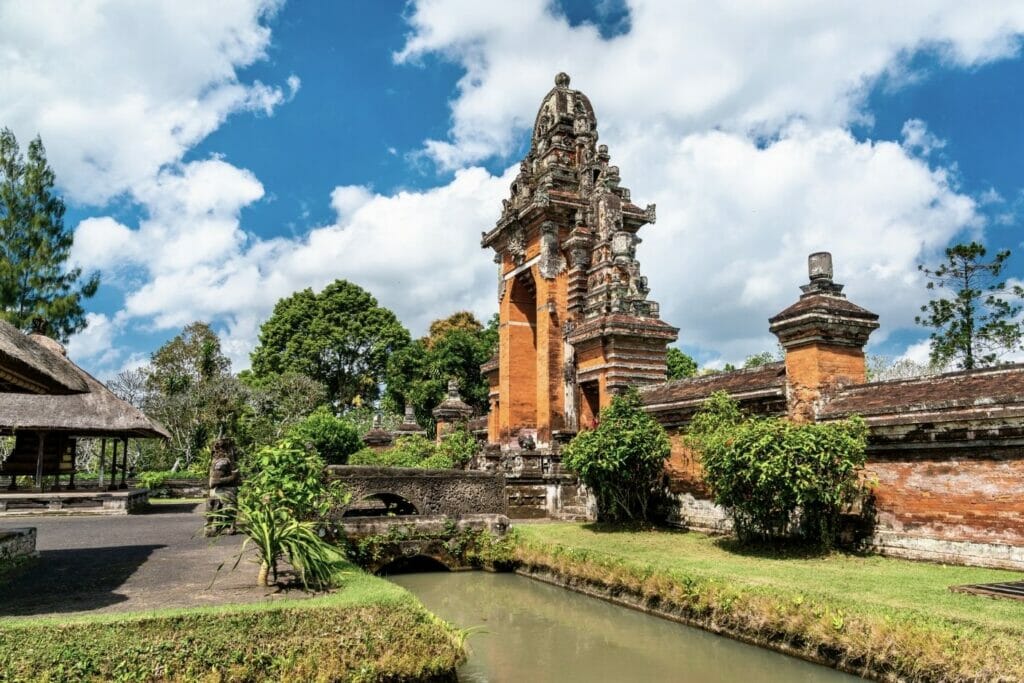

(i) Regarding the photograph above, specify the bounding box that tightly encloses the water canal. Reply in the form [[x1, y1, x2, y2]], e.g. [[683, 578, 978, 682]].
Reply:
[[390, 571, 859, 682]]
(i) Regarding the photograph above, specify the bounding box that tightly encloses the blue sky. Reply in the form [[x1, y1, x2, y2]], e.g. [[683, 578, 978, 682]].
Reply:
[[3, 1, 1024, 376]]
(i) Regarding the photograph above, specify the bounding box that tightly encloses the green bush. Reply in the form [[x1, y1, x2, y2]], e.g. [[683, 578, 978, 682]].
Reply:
[[420, 452, 454, 469], [562, 389, 671, 522], [687, 392, 869, 548], [345, 435, 462, 470], [242, 440, 348, 521], [347, 447, 380, 466], [386, 434, 436, 465], [286, 406, 362, 465], [137, 470, 176, 493], [437, 424, 479, 467]]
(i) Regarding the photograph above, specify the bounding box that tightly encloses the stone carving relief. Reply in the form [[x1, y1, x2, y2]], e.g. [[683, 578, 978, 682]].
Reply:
[[496, 253, 507, 302], [507, 226, 527, 266], [539, 222, 566, 279]]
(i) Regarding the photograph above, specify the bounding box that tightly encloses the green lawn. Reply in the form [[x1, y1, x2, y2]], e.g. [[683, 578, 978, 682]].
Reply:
[[516, 523, 1024, 633], [0, 563, 465, 682]]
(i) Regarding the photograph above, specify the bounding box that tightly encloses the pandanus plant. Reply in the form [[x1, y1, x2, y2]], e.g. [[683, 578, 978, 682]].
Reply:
[[233, 497, 346, 588], [209, 440, 350, 590]]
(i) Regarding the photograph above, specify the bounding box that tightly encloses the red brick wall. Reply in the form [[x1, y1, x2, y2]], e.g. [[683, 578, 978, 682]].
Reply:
[[866, 455, 1024, 546]]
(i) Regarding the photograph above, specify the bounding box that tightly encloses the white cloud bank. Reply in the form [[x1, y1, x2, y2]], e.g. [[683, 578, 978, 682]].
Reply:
[[15, 0, 1024, 373], [0, 0, 289, 204]]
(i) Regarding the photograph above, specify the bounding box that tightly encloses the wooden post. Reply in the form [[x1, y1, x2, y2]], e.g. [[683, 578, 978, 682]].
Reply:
[[108, 439, 118, 492], [35, 431, 45, 492], [68, 439, 77, 490], [120, 438, 128, 489], [98, 438, 107, 488]]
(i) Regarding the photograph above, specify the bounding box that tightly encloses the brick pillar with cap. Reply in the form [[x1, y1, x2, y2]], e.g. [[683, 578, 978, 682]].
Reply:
[[769, 252, 879, 422]]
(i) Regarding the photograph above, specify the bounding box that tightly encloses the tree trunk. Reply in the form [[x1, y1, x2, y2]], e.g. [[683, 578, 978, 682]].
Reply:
[[258, 561, 270, 587]]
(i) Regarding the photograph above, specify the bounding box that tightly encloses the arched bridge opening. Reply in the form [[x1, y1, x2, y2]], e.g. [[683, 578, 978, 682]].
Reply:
[[342, 492, 420, 517], [376, 554, 453, 575]]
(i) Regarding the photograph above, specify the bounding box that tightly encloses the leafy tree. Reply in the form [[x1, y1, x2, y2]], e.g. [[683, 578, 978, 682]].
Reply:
[[237, 371, 328, 449], [144, 322, 244, 468], [0, 128, 99, 340], [426, 310, 484, 345], [743, 350, 780, 368], [916, 242, 1024, 369], [865, 355, 939, 382], [251, 281, 410, 406], [687, 392, 868, 548], [106, 367, 149, 410], [563, 389, 671, 522], [385, 311, 496, 428], [286, 406, 362, 465], [666, 347, 697, 379]]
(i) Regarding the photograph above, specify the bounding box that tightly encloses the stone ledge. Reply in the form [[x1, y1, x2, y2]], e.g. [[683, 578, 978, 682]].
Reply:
[[0, 488, 149, 515], [871, 531, 1024, 571], [0, 527, 36, 563]]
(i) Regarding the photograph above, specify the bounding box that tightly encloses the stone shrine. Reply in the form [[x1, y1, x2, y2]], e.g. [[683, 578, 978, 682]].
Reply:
[[481, 73, 677, 451]]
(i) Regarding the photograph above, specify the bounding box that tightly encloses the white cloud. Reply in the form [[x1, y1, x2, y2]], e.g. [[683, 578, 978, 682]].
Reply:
[[617, 124, 977, 362], [397, 0, 1024, 169], [901, 119, 946, 156], [72, 165, 513, 370], [0, 0, 286, 204], [62, 0, 1024, 375], [64, 312, 121, 369]]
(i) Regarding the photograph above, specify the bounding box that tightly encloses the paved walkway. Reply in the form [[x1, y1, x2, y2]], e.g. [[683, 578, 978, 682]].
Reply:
[[0, 502, 301, 617]]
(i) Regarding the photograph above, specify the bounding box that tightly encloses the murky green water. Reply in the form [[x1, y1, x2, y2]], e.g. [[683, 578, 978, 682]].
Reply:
[[390, 571, 859, 683]]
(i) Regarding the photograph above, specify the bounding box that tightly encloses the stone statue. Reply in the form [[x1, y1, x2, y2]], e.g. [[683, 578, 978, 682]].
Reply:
[[205, 437, 240, 536], [517, 431, 536, 451]]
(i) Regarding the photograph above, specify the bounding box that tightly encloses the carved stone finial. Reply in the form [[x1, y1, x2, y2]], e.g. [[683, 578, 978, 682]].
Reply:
[[808, 251, 833, 281], [447, 378, 460, 399], [555, 72, 570, 87]]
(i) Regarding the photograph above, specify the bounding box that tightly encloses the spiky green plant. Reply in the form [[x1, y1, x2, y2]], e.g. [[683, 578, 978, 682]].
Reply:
[[231, 498, 347, 588]]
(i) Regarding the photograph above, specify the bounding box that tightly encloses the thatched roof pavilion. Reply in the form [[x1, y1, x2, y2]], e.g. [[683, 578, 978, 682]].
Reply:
[[0, 320, 168, 491]]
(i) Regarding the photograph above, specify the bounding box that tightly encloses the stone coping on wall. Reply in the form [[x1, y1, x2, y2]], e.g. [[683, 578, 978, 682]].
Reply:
[[820, 363, 1024, 422], [0, 527, 37, 563], [0, 488, 149, 515], [327, 465, 502, 479], [871, 530, 1024, 571], [639, 363, 787, 412]]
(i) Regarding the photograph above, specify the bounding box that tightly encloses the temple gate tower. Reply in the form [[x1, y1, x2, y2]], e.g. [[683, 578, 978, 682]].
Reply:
[[481, 73, 677, 449]]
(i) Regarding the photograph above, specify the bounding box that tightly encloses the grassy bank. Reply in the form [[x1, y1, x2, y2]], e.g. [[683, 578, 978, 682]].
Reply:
[[0, 563, 464, 682], [514, 523, 1024, 681]]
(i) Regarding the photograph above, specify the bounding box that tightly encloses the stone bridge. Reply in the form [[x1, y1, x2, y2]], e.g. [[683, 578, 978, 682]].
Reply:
[[327, 466, 507, 517], [340, 514, 510, 573]]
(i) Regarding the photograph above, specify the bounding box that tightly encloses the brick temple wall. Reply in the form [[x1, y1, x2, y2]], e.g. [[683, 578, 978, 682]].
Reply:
[[650, 402, 1024, 570]]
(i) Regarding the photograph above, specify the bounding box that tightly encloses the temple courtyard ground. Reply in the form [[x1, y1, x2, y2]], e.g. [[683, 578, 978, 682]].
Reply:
[[0, 501, 465, 681], [0, 500, 290, 616]]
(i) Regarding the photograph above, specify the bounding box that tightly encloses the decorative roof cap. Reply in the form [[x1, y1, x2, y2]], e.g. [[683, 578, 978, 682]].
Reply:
[[432, 379, 474, 421], [394, 402, 426, 435], [769, 252, 879, 349], [362, 410, 393, 447]]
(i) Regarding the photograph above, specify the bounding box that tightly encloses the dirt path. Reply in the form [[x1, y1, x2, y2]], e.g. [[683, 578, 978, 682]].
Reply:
[[0, 502, 308, 617]]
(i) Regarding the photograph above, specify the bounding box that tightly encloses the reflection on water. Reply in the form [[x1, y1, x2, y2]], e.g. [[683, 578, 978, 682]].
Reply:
[[390, 572, 858, 683]]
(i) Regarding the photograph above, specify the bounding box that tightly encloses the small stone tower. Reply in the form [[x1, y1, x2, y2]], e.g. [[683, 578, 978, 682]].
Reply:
[[432, 379, 473, 442], [481, 73, 677, 449], [769, 252, 879, 421]]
